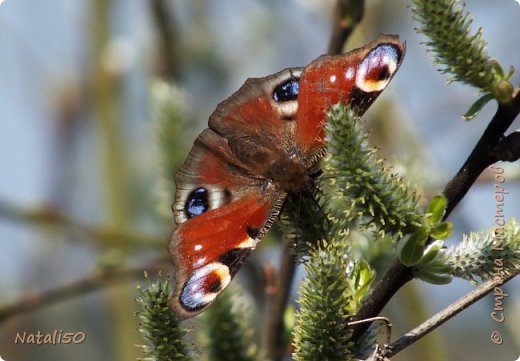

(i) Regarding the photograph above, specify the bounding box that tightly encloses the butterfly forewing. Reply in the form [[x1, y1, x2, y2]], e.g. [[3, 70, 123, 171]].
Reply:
[[295, 35, 405, 158]]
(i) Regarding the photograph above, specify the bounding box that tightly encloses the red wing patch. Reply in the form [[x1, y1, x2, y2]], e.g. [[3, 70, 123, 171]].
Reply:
[[169, 193, 282, 319], [296, 35, 405, 157]]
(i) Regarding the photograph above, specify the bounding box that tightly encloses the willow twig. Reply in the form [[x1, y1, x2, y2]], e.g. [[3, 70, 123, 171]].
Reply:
[[328, 0, 365, 55], [150, 0, 181, 80], [262, 238, 297, 361], [443, 89, 520, 215], [0, 200, 164, 249], [382, 272, 518, 358], [350, 89, 520, 342], [0, 262, 167, 325]]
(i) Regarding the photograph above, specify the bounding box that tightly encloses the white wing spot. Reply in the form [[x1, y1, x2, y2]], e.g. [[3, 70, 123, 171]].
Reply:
[[195, 257, 206, 267], [345, 67, 355, 80]]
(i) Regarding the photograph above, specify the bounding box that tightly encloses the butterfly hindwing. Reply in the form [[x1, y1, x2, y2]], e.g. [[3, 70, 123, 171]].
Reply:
[[170, 129, 286, 319]]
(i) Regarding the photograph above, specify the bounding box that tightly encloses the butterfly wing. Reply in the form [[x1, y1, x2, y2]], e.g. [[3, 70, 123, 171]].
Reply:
[[170, 128, 286, 319], [208, 68, 305, 178], [169, 34, 406, 319], [170, 68, 313, 319], [296, 34, 406, 160]]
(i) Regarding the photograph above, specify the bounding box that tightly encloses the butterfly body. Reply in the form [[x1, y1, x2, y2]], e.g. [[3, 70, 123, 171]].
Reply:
[[169, 34, 405, 319]]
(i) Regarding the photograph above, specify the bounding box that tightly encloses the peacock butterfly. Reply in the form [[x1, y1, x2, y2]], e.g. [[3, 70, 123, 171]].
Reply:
[[169, 34, 405, 319]]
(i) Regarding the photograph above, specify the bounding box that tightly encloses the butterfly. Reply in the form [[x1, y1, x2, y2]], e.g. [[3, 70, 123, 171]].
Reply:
[[169, 34, 405, 319]]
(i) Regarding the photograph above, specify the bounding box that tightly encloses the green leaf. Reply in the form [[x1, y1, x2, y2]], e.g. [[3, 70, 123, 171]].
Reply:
[[430, 221, 453, 240], [463, 93, 494, 120], [419, 261, 454, 274], [417, 272, 453, 285], [355, 260, 375, 292], [399, 228, 429, 266], [425, 195, 447, 225], [417, 240, 444, 265], [347, 260, 375, 313]]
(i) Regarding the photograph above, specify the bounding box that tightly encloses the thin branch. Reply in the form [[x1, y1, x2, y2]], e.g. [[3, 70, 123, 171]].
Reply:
[[444, 88, 520, 215], [150, 0, 181, 80], [0, 200, 164, 249], [0, 262, 167, 325], [328, 0, 365, 55], [349, 88, 520, 342], [262, 238, 297, 361], [383, 272, 518, 358]]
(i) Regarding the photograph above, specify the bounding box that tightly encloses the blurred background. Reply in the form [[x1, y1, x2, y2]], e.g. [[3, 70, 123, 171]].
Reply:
[[0, 1, 519, 360]]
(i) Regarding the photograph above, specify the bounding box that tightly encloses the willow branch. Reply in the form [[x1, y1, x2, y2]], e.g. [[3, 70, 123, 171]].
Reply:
[[0, 262, 167, 325], [262, 238, 297, 361], [350, 88, 520, 342], [150, 0, 181, 80], [0, 200, 164, 249], [328, 0, 365, 55], [443, 89, 520, 215], [383, 272, 518, 358]]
